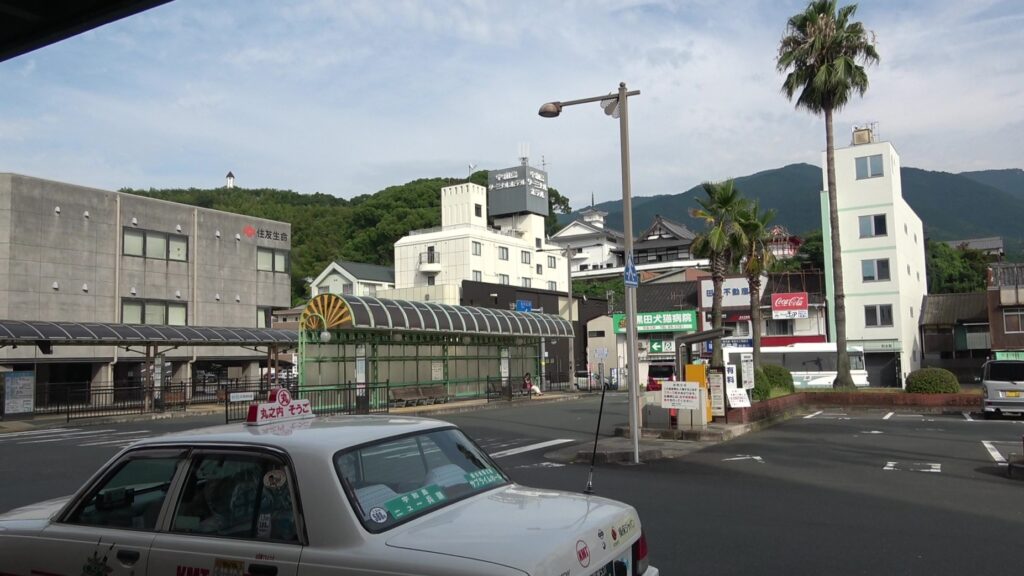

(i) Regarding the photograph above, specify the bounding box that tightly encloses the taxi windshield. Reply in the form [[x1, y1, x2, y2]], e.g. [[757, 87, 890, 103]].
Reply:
[[334, 428, 508, 531]]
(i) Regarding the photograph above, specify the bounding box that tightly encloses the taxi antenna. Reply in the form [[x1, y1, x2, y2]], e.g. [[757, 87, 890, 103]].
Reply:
[[583, 378, 609, 494]]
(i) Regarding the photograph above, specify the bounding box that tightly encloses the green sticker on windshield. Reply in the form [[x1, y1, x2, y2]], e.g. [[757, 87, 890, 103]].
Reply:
[[384, 485, 447, 520], [465, 468, 503, 489]]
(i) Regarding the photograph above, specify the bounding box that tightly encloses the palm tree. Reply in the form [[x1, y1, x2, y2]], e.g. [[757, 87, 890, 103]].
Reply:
[[776, 0, 879, 388], [737, 202, 777, 370], [690, 180, 748, 368]]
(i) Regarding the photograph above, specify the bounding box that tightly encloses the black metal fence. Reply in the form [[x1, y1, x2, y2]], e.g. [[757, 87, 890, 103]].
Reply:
[[225, 382, 391, 424], [65, 383, 189, 421]]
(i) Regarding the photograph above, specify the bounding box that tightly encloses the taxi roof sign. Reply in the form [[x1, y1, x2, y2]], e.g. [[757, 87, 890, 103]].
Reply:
[[246, 387, 315, 426]]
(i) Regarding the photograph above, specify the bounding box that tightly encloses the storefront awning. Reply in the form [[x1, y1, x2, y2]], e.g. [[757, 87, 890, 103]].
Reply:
[[0, 320, 297, 347]]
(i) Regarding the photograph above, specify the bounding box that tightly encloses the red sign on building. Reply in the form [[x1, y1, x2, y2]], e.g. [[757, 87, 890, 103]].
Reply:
[[771, 292, 809, 319]]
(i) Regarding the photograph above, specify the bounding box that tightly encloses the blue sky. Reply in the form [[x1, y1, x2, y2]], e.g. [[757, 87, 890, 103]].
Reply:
[[1, 0, 1021, 210]]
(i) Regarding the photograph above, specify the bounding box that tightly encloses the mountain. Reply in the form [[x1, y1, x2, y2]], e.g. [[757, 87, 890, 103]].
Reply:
[[959, 169, 1024, 201], [562, 163, 1024, 257]]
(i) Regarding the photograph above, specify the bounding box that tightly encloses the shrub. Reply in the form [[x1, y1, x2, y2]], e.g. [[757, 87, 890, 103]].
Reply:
[[905, 368, 960, 394], [761, 364, 795, 393], [752, 368, 772, 402]]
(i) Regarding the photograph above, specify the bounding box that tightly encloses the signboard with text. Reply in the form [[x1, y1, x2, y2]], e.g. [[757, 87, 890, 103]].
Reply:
[[700, 277, 755, 309], [613, 310, 697, 334], [727, 389, 751, 408], [741, 353, 755, 390], [487, 165, 548, 217], [648, 340, 676, 354], [3, 371, 34, 416], [246, 388, 313, 426], [661, 381, 701, 410], [771, 292, 809, 319], [708, 369, 726, 417]]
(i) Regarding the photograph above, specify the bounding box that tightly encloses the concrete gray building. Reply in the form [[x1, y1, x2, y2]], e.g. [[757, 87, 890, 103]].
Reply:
[[0, 173, 291, 393]]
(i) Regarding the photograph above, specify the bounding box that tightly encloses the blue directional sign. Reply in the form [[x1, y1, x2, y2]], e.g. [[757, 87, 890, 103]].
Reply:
[[624, 253, 639, 287], [515, 299, 533, 312]]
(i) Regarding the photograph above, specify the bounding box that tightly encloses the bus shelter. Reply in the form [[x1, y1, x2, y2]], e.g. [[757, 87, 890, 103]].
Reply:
[[297, 294, 574, 400]]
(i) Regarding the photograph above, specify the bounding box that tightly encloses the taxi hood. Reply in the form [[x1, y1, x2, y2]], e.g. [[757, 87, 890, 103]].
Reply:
[[386, 485, 641, 575]]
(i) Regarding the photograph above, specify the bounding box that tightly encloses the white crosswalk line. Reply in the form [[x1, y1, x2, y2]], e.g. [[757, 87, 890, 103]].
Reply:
[[18, 429, 117, 444], [0, 427, 83, 440], [804, 411, 822, 419], [490, 439, 573, 459], [76, 431, 152, 446], [883, 412, 894, 420], [981, 441, 1008, 466]]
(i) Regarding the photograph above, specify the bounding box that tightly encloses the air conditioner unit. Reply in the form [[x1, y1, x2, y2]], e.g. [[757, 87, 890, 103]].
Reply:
[[852, 128, 873, 145]]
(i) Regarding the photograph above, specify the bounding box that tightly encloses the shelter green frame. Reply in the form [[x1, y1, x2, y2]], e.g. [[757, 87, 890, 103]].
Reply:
[[297, 294, 573, 399]]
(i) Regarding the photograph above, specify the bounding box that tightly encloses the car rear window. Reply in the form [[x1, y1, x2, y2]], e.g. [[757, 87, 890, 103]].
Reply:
[[986, 362, 1024, 382], [648, 365, 674, 379], [335, 428, 508, 532]]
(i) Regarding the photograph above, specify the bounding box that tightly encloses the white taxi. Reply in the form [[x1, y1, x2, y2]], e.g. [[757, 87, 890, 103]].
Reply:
[[0, 392, 657, 576]]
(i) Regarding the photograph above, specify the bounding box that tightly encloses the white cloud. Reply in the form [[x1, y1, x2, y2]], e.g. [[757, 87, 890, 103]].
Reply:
[[0, 0, 1020, 210]]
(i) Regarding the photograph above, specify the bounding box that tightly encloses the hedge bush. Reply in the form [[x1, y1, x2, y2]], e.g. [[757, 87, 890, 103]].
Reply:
[[905, 367, 960, 394], [761, 364, 795, 393], [752, 368, 772, 402]]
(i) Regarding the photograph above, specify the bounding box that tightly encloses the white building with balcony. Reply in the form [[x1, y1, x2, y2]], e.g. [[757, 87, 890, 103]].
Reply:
[[822, 127, 927, 387], [386, 169, 568, 305]]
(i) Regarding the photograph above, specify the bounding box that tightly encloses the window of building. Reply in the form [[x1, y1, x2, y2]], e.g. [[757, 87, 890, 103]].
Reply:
[[341, 282, 353, 295], [426, 275, 435, 286], [257, 248, 289, 272], [317, 284, 331, 295], [498, 247, 509, 261], [499, 274, 509, 285], [123, 299, 187, 326], [1003, 308, 1024, 333], [522, 277, 532, 288], [766, 319, 794, 336], [547, 255, 556, 269], [535, 238, 542, 249], [521, 251, 531, 264], [547, 281, 557, 291], [366, 284, 377, 296], [123, 228, 188, 261], [858, 214, 887, 238], [536, 264, 543, 275], [861, 258, 890, 282], [472, 270, 482, 282], [588, 330, 606, 337], [474, 203, 482, 218], [865, 304, 894, 327], [472, 241, 482, 256], [855, 154, 884, 179], [257, 307, 273, 328]]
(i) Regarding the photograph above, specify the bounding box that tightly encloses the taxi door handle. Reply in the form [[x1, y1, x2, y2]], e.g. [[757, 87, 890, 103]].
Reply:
[[249, 564, 278, 576], [116, 549, 140, 565]]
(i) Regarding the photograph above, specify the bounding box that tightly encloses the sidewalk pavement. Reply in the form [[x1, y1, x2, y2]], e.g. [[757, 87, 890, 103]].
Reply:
[[0, 391, 759, 463]]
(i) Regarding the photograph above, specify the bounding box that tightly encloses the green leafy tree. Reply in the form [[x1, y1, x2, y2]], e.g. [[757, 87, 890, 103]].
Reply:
[[690, 180, 748, 368], [546, 187, 572, 236], [573, 278, 624, 306], [926, 240, 989, 294], [777, 0, 879, 388], [737, 202, 777, 370]]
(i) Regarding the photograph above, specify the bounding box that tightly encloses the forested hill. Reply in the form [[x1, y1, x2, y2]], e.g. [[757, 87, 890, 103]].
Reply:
[[121, 178, 458, 304]]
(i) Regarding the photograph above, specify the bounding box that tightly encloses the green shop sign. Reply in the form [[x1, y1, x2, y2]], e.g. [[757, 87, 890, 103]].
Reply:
[[612, 310, 697, 334]]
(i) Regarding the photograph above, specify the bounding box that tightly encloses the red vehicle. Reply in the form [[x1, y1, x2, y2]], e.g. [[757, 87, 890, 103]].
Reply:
[[646, 363, 675, 391]]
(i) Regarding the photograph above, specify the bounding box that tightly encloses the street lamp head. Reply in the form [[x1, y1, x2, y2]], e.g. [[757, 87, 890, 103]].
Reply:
[[319, 330, 332, 343], [538, 102, 563, 118]]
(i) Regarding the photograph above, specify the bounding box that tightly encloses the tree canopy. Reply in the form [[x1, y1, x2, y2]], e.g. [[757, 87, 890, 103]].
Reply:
[[926, 240, 989, 294]]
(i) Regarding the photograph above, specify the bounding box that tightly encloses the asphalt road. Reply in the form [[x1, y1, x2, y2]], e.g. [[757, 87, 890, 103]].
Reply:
[[2, 398, 1023, 575]]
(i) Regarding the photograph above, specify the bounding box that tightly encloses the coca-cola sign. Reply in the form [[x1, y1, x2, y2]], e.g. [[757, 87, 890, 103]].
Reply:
[[772, 292, 809, 319]]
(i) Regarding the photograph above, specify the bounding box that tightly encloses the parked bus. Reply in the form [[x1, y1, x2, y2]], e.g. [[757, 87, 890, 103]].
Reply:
[[724, 343, 870, 388]]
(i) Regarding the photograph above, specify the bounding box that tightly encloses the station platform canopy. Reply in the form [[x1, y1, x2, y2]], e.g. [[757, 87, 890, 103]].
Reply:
[[299, 294, 573, 338], [0, 320, 298, 347]]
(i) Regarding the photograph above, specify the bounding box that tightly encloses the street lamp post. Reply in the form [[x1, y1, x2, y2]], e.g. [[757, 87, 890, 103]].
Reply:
[[539, 82, 641, 464]]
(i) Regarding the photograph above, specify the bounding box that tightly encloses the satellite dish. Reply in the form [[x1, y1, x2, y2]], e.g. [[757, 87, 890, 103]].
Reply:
[[600, 93, 620, 118]]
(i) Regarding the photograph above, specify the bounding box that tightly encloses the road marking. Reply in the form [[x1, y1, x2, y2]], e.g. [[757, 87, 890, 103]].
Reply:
[[883, 461, 941, 473], [0, 427, 84, 440], [882, 412, 894, 420], [77, 431, 152, 446], [490, 439, 574, 459], [515, 462, 567, 469], [18, 429, 117, 444], [860, 431, 884, 435], [962, 412, 974, 421], [722, 455, 765, 463], [981, 441, 1008, 466], [804, 411, 822, 419]]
